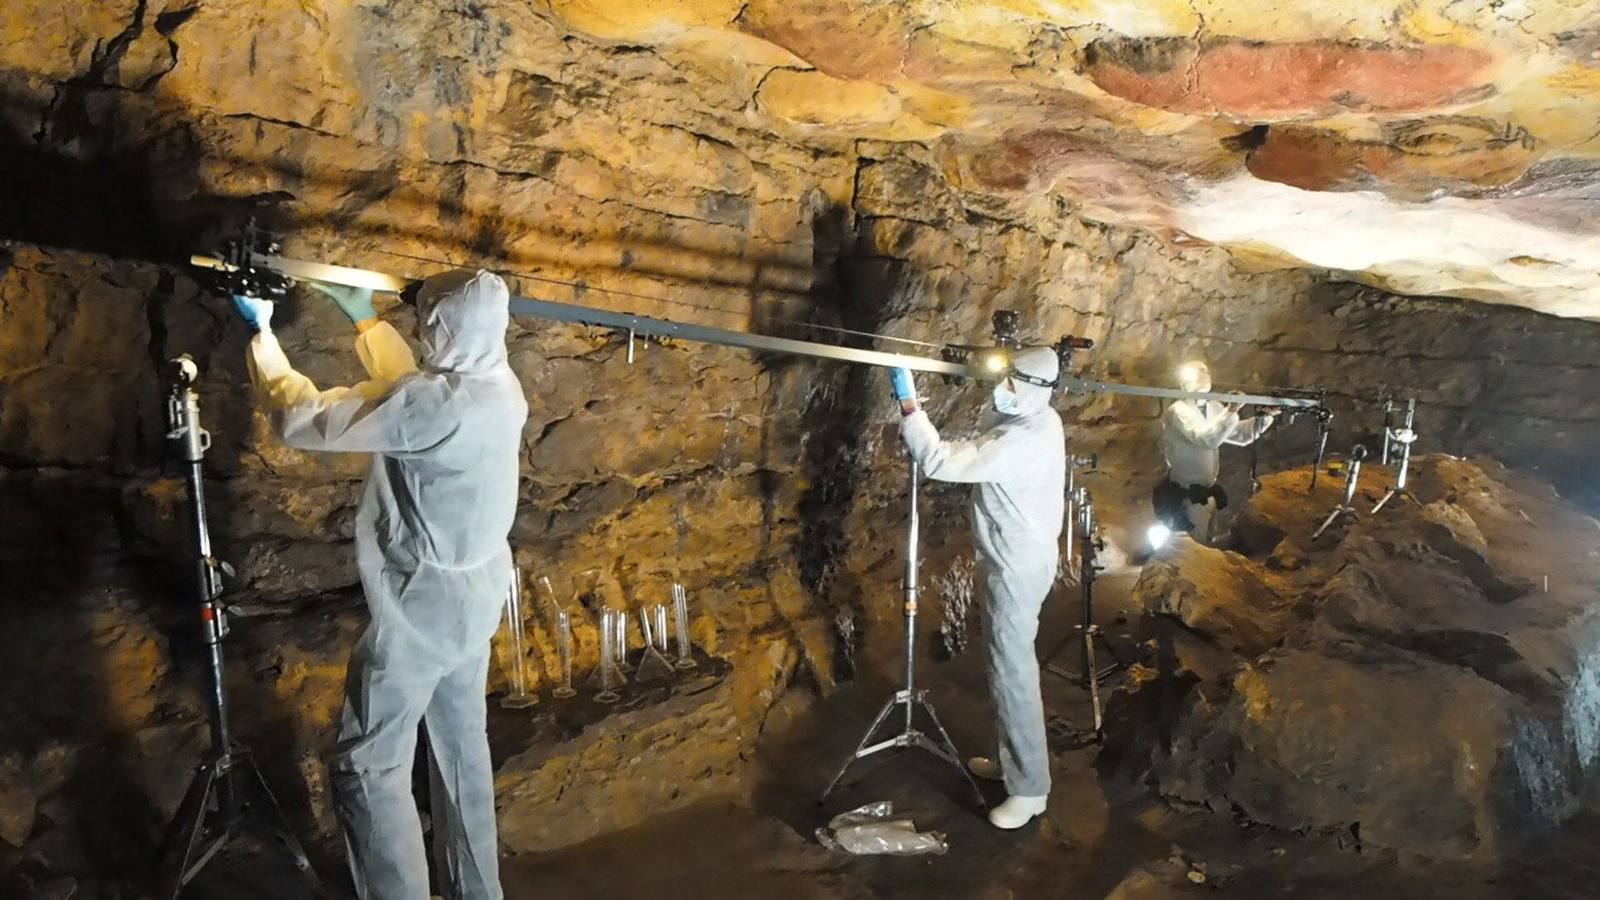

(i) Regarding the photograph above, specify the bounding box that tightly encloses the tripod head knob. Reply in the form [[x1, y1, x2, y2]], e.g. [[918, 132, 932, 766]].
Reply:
[[169, 355, 199, 386]]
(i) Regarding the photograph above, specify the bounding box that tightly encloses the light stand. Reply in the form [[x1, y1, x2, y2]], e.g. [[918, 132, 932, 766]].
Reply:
[[820, 460, 984, 806], [1379, 399, 1396, 465], [1312, 444, 1368, 540], [1372, 398, 1417, 514], [1044, 488, 1124, 733], [155, 356, 322, 898], [1062, 454, 1096, 567], [1308, 401, 1333, 491]]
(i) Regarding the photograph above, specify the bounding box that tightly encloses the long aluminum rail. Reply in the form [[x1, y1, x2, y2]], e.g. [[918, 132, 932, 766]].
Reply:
[[190, 252, 1322, 408]]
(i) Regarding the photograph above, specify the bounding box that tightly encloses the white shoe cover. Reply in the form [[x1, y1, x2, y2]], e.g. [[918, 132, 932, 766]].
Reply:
[[988, 794, 1048, 830]]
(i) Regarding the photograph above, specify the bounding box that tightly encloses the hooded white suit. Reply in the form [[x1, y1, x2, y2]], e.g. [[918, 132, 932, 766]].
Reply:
[[899, 347, 1065, 798], [1157, 361, 1271, 541], [247, 270, 526, 900]]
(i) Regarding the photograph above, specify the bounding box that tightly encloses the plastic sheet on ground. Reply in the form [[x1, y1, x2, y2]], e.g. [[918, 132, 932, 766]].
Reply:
[[815, 802, 948, 856]]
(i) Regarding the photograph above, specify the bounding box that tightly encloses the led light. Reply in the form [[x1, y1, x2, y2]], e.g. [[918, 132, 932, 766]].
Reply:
[[1178, 363, 1201, 385], [981, 350, 1010, 374], [1146, 523, 1172, 550]]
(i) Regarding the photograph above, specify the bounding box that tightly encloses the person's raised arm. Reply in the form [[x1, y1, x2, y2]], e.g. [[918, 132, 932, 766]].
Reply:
[[902, 411, 1034, 484], [1167, 401, 1241, 449], [244, 325, 446, 455], [1223, 409, 1275, 447], [305, 283, 419, 386]]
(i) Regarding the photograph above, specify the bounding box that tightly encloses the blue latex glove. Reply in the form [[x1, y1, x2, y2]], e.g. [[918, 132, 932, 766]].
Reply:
[[308, 282, 377, 324], [232, 294, 274, 333], [890, 367, 916, 402]]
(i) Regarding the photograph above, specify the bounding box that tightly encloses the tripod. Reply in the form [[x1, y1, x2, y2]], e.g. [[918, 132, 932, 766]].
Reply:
[[155, 356, 322, 897], [1044, 487, 1125, 733], [1312, 444, 1367, 540], [1372, 398, 1417, 514], [820, 461, 984, 806]]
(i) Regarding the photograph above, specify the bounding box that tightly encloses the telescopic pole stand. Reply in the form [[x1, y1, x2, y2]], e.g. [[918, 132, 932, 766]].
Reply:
[[1044, 488, 1124, 735], [154, 356, 323, 898], [820, 461, 984, 807], [1308, 401, 1332, 492], [1312, 445, 1367, 540], [1062, 454, 1095, 568], [1372, 398, 1417, 515]]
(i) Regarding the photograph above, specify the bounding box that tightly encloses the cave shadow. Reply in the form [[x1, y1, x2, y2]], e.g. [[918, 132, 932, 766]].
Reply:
[[785, 203, 921, 663], [0, 66, 343, 891], [0, 49, 214, 877]]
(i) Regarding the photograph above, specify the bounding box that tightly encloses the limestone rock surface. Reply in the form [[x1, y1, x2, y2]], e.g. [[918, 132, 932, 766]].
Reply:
[[1111, 456, 1600, 861], [535, 0, 1600, 317], [0, 0, 1597, 889], [4, 2, 1600, 317]]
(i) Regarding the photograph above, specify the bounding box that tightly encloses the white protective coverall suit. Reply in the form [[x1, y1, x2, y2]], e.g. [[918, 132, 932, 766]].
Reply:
[[246, 270, 527, 900], [1157, 362, 1271, 542], [900, 346, 1065, 800]]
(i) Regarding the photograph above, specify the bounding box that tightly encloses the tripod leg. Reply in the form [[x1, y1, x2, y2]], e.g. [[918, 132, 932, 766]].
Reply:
[[1042, 628, 1081, 681], [157, 763, 219, 899], [1084, 629, 1103, 734], [819, 694, 900, 802], [915, 694, 986, 807], [1371, 490, 1400, 514], [240, 755, 321, 885], [1311, 506, 1346, 540], [1092, 629, 1129, 675]]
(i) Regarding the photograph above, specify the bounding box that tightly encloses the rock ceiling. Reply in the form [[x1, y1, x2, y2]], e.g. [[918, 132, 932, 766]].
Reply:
[[542, 0, 1600, 318]]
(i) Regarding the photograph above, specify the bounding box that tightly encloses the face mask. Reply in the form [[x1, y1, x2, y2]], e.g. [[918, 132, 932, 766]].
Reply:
[[992, 383, 1020, 415]]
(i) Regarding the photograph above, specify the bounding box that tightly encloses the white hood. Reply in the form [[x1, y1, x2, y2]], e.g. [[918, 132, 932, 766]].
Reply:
[[416, 269, 511, 374]]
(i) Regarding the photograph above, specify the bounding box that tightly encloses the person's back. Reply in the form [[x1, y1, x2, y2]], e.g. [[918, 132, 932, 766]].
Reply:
[[241, 269, 527, 900], [363, 370, 524, 569]]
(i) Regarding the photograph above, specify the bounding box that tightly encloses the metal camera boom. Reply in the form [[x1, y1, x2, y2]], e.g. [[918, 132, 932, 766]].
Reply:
[[191, 249, 1326, 411]]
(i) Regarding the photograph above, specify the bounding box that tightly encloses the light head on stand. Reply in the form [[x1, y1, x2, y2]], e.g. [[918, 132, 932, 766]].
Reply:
[[169, 354, 199, 387]]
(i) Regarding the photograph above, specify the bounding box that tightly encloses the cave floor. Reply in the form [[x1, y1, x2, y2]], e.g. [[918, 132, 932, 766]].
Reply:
[[498, 570, 1600, 900], [183, 571, 1600, 900]]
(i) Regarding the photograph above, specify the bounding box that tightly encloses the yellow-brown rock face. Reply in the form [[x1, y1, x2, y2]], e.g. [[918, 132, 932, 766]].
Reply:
[[531, 0, 1600, 317], [6, 2, 1600, 316], [1, 1, 1599, 889]]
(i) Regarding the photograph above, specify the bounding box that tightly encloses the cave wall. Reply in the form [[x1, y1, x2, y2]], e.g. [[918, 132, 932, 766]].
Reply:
[[0, 243, 831, 870], [0, 2, 870, 874], [2, 1, 1600, 885], [824, 148, 1600, 653]]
